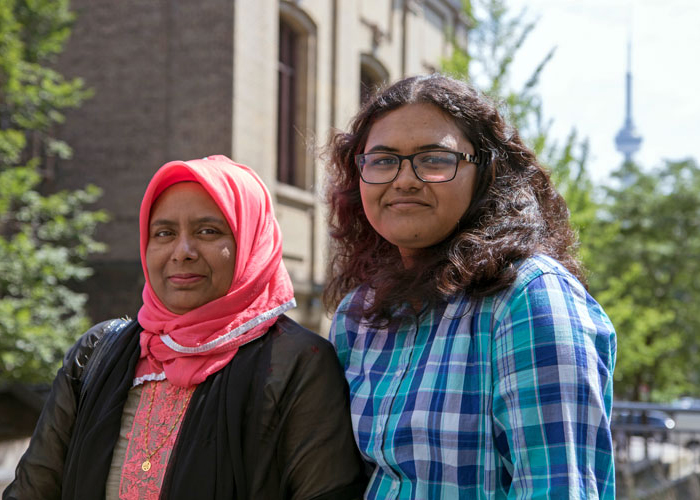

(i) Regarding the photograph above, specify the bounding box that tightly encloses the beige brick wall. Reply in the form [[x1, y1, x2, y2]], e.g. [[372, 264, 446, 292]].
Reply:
[[56, 0, 234, 262], [231, 0, 278, 190], [54, 0, 467, 326]]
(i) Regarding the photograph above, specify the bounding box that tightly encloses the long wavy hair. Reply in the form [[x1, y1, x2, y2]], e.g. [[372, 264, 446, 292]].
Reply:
[[324, 74, 584, 325]]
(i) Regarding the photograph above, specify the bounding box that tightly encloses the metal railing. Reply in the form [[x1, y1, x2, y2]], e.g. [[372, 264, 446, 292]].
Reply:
[[613, 401, 700, 499]]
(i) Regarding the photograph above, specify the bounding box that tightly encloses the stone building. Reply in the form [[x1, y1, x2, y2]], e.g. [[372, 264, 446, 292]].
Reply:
[[54, 0, 469, 331]]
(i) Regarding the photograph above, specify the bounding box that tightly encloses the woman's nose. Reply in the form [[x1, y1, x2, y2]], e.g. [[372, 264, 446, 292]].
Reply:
[[392, 159, 423, 189], [172, 235, 198, 261]]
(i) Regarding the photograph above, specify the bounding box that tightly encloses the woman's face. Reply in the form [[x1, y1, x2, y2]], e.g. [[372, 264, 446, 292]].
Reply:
[[359, 103, 478, 260], [146, 182, 236, 314]]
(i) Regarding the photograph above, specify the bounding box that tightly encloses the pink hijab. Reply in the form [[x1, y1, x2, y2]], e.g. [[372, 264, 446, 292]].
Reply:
[[134, 155, 295, 387]]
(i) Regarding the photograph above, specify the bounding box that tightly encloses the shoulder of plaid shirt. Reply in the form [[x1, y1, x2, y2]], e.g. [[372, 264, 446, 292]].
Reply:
[[330, 253, 617, 499]]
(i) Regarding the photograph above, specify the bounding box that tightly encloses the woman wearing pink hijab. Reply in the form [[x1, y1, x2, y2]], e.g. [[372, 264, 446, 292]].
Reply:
[[5, 156, 366, 500]]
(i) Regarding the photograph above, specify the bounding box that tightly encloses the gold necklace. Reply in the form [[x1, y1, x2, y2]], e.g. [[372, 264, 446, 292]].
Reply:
[[141, 382, 194, 472]]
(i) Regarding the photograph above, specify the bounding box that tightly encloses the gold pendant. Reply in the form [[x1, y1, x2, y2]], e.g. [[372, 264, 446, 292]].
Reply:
[[142, 460, 151, 472]]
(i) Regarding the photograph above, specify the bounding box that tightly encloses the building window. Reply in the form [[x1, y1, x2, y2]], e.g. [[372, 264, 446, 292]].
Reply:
[[360, 66, 377, 106], [277, 5, 316, 190], [360, 54, 389, 106], [278, 20, 298, 186], [421, 2, 448, 70]]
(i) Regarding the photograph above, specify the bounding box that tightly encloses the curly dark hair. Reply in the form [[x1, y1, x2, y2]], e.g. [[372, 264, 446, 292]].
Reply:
[[324, 73, 584, 325]]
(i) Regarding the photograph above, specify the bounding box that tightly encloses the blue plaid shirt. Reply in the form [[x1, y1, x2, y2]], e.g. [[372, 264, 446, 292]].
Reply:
[[330, 255, 616, 499]]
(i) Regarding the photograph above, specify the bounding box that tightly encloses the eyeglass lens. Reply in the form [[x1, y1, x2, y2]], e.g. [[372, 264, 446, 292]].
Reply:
[[359, 151, 459, 183]]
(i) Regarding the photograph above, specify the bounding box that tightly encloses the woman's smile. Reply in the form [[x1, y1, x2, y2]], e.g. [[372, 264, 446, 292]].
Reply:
[[385, 196, 431, 210], [167, 273, 207, 286]]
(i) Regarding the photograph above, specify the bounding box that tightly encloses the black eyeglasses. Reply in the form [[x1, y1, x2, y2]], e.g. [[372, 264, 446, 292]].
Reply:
[[355, 150, 480, 184]]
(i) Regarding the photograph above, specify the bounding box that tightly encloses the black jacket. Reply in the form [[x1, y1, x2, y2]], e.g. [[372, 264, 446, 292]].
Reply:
[[4, 315, 367, 499]]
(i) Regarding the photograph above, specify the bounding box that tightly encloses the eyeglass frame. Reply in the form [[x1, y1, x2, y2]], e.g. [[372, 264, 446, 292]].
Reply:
[[354, 150, 481, 184]]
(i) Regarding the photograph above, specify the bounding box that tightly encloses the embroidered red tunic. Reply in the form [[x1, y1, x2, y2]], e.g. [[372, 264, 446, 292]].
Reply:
[[106, 380, 194, 500]]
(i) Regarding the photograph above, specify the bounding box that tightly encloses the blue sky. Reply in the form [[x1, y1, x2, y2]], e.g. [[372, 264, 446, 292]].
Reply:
[[507, 0, 700, 183]]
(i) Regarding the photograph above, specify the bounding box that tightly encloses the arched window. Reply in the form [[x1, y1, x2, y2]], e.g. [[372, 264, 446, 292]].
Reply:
[[360, 54, 389, 106], [277, 3, 316, 190]]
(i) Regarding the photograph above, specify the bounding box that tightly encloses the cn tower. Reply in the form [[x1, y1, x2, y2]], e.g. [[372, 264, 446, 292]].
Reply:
[[615, 41, 643, 162]]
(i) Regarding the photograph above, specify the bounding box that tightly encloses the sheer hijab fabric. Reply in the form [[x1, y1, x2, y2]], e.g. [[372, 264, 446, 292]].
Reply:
[[135, 155, 295, 387]]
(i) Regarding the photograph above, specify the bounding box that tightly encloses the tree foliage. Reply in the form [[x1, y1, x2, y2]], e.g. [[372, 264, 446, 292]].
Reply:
[[443, 0, 552, 150], [0, 0, 107, 383], [443, 1, 700, 401], [589, 160, 700, 400], [441, 0, 597, 250]]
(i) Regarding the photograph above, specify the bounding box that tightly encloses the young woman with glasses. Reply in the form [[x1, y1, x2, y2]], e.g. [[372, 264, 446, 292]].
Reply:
[[324, 74, 616, 499]]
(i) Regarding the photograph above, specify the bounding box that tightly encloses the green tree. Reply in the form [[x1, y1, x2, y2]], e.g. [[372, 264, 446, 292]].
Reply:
[[442, 0, 598, 251], [443, 0, 553, 145], [589, 159, 700, 400], [0, 0, 107, 383], [443, 0, 700, 402]]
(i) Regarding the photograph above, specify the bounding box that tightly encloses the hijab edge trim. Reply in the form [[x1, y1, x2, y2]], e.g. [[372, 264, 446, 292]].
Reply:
[[160, 298, 296, 354], [132, 371, 166, 388]]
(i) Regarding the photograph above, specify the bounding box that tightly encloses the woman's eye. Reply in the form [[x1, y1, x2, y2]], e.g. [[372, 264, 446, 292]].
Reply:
[[368, 155, 398, 167], [199, 228, 220, 236], [375, 158, 397, 166], [421, 155, 452, 165], [153, 229, 173, 238]]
